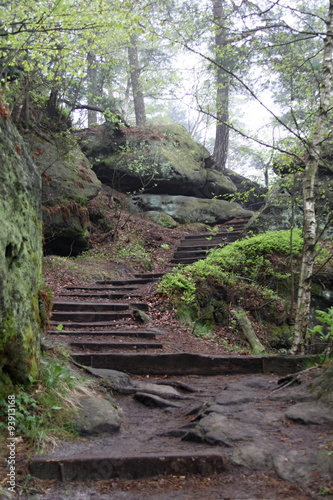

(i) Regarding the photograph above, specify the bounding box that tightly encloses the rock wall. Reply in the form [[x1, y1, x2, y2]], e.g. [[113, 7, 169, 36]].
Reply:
[[0, 112, 43, 396], [25, 135, 101, 255], [77, 124, 259, 226], [127, 194, 254, 225]]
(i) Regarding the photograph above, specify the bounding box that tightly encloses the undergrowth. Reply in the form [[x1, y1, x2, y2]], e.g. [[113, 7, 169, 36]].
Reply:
[[158, 230, 331, 352], [0, 345, 94, 452]]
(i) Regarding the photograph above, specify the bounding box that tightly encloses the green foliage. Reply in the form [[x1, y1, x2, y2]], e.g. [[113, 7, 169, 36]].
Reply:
[[158, 230, 305, 342], [157, 272, 196, 305], [308, 307, 333, 349], [0, 349, 86, 450], [205, 225, 219, 240], [115, 237, 154, 271]]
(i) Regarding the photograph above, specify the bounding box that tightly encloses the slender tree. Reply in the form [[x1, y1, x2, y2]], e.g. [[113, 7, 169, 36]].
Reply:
[[128, 34, 147, 125], [212, 0, 230, 172], [291, 0, 333, 354]]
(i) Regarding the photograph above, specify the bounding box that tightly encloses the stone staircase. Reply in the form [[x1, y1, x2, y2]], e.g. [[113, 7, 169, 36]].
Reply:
[[171, 218, 248, 265], [49, 273, 165, 354], [48, 219, 249, 357], [30, 218, 326, 491]]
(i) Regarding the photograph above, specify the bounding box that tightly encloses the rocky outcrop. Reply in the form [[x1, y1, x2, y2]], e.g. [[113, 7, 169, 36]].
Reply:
[[127, 194, 254, 224], [25, 135, 101, 255], [78, 124, 237, 198], [0, 114, 43, 396]]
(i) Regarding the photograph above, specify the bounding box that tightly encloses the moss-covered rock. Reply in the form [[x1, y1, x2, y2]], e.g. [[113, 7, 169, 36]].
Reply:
[[127, 193, 254, 224], [24, 135, 101, 255], [143, 211, 178, 228], [0, 114, 43, 396], [80, 124, 237, 198]]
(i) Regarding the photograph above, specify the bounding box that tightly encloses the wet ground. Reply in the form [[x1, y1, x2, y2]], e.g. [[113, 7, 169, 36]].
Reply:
[[24, 372, 333, 500]]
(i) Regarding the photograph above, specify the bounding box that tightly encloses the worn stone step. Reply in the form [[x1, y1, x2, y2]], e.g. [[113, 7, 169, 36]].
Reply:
[[51, 311, 132, 322], [134, 273, 165, 279], [57, 292, 132, 299], [48, 329, 159, 339], [176, 243, 227, 252], [65, 285, 140, 291], [177, 238, 229, 248], [30, 452, 225, 481], [71, 352, 322, 376], [171, 257, 205, 264], [50, 320, 132, 328], [173, 249, 209, 259], [183, 230, 243, 240], [69, 341, 164, 351], [53, 301, 148, 312], [53, 301, 130, 312], [95, 278, 159, 286]]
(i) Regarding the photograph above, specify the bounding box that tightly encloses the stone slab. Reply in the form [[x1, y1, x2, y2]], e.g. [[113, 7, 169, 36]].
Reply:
[[71, 353, 321, 376], [30, 452, 225, 481]]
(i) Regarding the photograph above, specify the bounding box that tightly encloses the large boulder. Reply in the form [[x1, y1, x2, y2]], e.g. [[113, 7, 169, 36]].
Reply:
[[0, 115, 43, 396], [127, 194, 254, 224], [25, 135, 101, 255], [78, 124, 237, 199]]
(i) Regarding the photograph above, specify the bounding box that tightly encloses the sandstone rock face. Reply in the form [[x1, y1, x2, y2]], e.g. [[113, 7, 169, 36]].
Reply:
[[25, 136, 101, 255], [0, 116, 43, 395], [79, 124, 237, 199], [127, 194, 254, 224]]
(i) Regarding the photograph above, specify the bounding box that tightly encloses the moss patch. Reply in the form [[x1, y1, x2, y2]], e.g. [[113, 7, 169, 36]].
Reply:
[[0, 115, 43, 397]]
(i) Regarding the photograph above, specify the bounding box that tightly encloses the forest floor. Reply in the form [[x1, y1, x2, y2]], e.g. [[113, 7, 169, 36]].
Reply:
[[2, 207, 333, 500]]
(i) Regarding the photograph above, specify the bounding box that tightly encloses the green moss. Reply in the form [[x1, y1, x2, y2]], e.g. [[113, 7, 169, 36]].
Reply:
[[157, 230, 307, 343]]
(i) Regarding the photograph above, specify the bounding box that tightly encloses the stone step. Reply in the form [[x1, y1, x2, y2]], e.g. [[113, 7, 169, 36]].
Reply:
[[50, 320, 132, 328], [65, 285, 140, 291], [48, 329, 159, 339], [57, 292, 139, 299], [51, 311, 132, 322], [53, 301, 130, 312], [173, 249, 209, 259], [30, 452, 225, 482], [171, 256, 206, 265], [177, 238, 230, 248], [69, 341, 164, 351], [71, 352, 321, 376], [95, 278, 159, 286], [52, 301, 148, 312], [183, 230, 243, 240], [134, 273, 165, 279]]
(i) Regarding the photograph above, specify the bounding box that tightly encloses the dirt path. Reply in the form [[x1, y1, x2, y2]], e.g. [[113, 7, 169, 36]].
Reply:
[[23, 226, 333, 500]]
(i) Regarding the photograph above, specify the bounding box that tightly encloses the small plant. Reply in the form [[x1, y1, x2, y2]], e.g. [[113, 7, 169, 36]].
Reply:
[[308, 307, 333, 357], [0, 347, 92, 451], [206, 225, 219, 241], [161, 243, 170, 249]]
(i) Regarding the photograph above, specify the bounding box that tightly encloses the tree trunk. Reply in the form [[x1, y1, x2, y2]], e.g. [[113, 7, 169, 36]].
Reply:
[[128, 34, 146, 126], [87, 52, 98, 126], [291, 0, 333, 354], [233, 308, 266, 355], [212, 0, 229, 172]]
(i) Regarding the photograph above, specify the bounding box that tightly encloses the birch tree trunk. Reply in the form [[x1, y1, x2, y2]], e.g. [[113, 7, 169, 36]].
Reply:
[[291, 0, 333, 354]]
